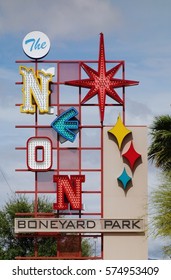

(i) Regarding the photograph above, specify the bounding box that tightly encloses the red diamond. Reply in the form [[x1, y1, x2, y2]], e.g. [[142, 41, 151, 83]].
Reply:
[[122, 141, 141, 171]]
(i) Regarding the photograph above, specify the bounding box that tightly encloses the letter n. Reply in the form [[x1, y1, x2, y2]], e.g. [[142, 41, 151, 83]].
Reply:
[[53, 175, 85, 210], [20, 66, 52, 113]]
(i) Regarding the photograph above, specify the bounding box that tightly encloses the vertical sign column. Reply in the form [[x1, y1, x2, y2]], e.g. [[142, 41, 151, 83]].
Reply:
[[103, 125, 148, 259]]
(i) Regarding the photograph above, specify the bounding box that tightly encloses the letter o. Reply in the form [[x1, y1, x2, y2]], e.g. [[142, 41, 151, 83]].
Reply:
[[27, 137, 52, 171]]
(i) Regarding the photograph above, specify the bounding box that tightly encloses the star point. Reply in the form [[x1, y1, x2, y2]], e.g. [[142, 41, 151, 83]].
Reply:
[[108, 115, 132, 150], [117, 167, 132, 190], [122, 141, 141, 171]]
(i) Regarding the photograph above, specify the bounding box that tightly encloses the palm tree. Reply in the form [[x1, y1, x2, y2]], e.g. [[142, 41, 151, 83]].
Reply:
[[148, 114, 171, 172], [150, 171, 171, 257], [148, 114, 171, 258]]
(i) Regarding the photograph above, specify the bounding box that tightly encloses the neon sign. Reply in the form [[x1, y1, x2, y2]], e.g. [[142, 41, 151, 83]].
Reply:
[[20, 66, 52, 113], [51, 107, 79, 143], [53, 175, 85, 210], [22, 31, 51, 59], [15, 32, 147, 260], [17, 32, 142, 211], [27, 137, 52, 171]]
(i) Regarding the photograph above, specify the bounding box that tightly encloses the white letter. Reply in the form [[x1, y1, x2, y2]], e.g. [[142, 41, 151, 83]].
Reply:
[[20, 66, 52, 113], [27, 137, 52, 170]]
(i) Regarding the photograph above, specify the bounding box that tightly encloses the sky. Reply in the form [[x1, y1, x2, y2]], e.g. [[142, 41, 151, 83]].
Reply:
[[0, 0, 171, 260]]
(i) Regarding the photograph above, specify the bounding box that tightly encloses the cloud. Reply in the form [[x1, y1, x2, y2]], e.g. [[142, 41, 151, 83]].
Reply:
[[0, 67, 18, 81], [0, 0, 122, 40], [126, 97, 153, 125]]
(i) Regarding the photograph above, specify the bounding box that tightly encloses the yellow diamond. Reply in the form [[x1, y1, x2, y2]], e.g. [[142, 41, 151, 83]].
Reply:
[[108, 115, 132, 149]]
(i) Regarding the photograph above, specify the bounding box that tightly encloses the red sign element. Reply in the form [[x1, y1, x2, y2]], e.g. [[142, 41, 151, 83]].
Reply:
[[122, 141, 141, 171], [27, 137, 52, 171], [53, 175, 85, 210], [65, 33, 139, 122]]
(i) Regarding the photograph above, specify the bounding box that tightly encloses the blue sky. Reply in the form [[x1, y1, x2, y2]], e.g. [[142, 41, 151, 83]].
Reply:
[[0, 0, 171, 260]]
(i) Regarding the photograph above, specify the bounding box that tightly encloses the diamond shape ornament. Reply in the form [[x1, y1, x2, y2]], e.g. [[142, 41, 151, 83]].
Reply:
[[108, 115, 131, 150], [122, 141, 141, 171], [117, 168, 132, 190]]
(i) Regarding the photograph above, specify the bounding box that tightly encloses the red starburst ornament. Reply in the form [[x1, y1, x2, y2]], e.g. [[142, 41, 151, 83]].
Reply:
[[65, 33, 139, 122]]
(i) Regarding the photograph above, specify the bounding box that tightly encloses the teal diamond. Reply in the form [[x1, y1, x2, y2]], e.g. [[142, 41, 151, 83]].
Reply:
[[117, 168, 132, 190]]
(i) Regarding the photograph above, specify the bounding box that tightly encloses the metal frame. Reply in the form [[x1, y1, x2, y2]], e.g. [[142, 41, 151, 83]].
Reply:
[[15, 58, 126, 260]]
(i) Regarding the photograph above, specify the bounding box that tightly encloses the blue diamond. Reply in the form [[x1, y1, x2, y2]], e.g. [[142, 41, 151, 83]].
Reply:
[[117, 168, 132, 190]]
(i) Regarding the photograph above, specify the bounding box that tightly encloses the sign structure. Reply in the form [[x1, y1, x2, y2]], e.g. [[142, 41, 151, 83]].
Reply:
[[22, 31, 51, 59], [15, 32, 148, 259], [15, 218, 144, 233]]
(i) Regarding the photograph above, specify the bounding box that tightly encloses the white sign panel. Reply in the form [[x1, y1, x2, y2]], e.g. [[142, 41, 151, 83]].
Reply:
[[15, 218, 144, 233], [22, 31, 50, 59]]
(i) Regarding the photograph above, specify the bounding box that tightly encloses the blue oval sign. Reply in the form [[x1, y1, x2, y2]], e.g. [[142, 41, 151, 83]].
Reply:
[[22, 31, 50, 59]]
